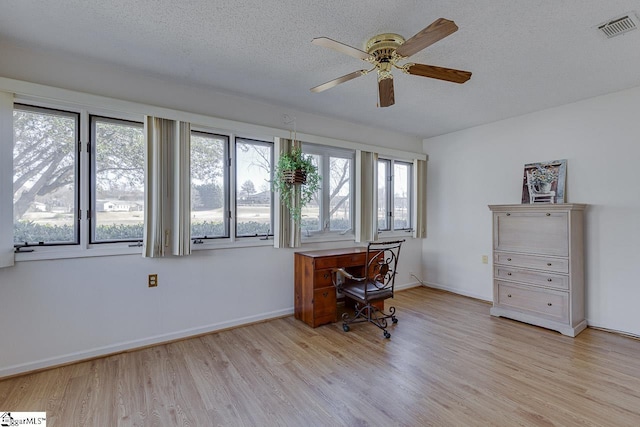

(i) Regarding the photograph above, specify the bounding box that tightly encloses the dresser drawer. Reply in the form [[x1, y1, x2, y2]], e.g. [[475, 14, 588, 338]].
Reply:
[[494, 211, 568, 256], [494, 252, 568, 273], [496, 281, 569, 323], [495, 266, 569, 290]]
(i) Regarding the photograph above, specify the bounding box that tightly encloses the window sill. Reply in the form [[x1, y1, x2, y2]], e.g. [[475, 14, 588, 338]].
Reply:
[[14, 244, 143, 262], [377, 230, 416, 240], [14, 237, 275, 262], [191, 237, 274, 251], [301, 233, 355, 244]]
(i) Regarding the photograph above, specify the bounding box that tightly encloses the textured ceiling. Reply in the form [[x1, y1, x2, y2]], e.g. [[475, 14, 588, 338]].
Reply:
[[2, 1, 640, 139]]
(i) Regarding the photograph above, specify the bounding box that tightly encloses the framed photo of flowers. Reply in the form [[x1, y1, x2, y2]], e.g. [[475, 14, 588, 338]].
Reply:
[[521, 159, 567, 204]]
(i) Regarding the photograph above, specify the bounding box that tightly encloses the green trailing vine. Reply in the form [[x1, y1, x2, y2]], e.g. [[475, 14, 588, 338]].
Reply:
[[273, 147, 321, 222]]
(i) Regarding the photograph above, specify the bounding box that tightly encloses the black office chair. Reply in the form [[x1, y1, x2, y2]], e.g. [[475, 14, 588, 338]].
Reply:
[[333, 240, 404, 338]]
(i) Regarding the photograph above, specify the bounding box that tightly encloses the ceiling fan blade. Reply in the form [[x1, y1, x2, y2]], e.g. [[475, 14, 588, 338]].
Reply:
[[378, 78, 395, 107], [310, 69, 368, 93], [405, 63, 472, 84], [312, 37, 373, 61], [395, 18, 458, 58]]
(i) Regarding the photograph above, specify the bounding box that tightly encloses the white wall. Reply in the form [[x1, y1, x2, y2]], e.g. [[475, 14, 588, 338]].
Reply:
[[423, 85, 640, 337], [0, 42, 420, 151], [0, 44, 424, 377], [0, 239, 423, 376]]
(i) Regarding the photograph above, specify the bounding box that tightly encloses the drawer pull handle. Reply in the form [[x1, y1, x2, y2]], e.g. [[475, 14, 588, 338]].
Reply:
[[546, 213, 551, 216], [547, 302, 552, 306], [507, 272, 512, 276], [323, 273, 330, 279], [507, 294, 512, 298], [323, 291, 329, 298], [507, 258, 512, 261], [506, 213, 511, 216], [547, 278, 552, 282], [547, 263, 552, 266]]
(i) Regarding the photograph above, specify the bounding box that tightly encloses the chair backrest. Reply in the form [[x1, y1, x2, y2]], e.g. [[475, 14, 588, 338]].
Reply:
[[364, 240, 404, 297]]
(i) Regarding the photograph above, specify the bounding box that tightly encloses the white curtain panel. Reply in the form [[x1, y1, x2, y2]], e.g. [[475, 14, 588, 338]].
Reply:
[[413, 158, 428, 239], [143, 117, 192, 258], [356, 150, 378, 243], [0, 91, 15, 268], [172, 121, 191, 256]]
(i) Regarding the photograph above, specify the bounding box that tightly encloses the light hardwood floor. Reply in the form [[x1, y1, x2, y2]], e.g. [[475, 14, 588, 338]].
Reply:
[[2, 286, 640, 426]]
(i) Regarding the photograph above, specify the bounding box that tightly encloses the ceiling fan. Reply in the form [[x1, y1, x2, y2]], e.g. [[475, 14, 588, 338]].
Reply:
[[310, 18, 472, 107]]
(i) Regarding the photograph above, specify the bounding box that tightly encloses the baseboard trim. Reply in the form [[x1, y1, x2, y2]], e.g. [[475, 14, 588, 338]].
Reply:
[[0, 307, 294, 379], [422, 281, 492, 303], [396, 281, 422, 291], [0, 282, 487, 379]]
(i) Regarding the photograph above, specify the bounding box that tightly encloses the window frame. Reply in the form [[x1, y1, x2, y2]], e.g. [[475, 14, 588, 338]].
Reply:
[[13, 103, 81, 249], [7, 81, 425, 262], [89, 114, 145, 244], [377, 158, 413, 234], [233, 136, 274, 239], [190, 129, 231, 242], [300, 143, 355, 238]]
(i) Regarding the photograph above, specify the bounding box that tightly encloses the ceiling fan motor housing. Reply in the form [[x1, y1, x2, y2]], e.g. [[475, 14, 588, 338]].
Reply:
[[365, 33, 405, 80]]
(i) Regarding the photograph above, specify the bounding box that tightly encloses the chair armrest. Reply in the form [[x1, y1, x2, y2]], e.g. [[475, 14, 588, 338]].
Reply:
[[332, 268, 365, 282]]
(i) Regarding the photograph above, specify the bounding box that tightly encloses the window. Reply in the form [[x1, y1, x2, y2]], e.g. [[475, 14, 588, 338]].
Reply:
[[378, 159, 412, 232], [301, 144, 354, 236], [190, 131, 229, 239], [235, 138, 273, 238], [91, 116, 144, 243], [13, 104, 80, 246]]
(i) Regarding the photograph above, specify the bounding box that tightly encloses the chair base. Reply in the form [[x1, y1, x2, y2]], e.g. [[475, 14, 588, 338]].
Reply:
[[341, 302, 397, 338]]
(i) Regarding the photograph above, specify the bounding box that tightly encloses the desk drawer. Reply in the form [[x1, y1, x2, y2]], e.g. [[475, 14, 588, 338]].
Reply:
[[315, 253, 366, 269], [494, 252, 568, 273], [314, 269, 334, 288], [495, 266, 569, 290], [313, 287, 337, 317], [496, 281, 568, 323]]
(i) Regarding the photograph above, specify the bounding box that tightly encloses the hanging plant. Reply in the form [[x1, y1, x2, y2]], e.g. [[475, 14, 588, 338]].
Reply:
[[273, 147, 321, 222]]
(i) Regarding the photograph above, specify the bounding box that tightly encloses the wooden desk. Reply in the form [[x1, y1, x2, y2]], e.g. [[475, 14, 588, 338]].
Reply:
[[294, 247, 369, 328]]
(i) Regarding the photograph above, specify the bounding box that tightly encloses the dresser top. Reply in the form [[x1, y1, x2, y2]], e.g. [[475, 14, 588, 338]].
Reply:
[[489, 203, 587, 212]]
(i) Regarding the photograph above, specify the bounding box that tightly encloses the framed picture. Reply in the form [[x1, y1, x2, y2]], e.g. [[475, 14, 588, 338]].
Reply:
[[521, 159, 567, 204]]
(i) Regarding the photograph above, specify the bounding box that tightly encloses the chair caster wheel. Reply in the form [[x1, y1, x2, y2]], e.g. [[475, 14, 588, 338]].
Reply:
[[383, 331, 391, 339], [392, 317, 398, 324], [343, 324, 350, 332]]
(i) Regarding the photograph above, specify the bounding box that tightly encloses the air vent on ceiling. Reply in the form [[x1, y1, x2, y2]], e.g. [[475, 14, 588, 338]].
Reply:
[[598, 13, 638, 38]]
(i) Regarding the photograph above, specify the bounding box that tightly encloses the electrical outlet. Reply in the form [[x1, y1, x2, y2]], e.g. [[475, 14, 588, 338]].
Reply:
[[482, 255, 489, 264], [148, 274, 158, 287]]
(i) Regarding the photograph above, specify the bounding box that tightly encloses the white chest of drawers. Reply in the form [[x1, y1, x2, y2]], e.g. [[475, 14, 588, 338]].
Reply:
[[488, 204, 587, 337]]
